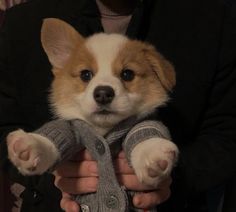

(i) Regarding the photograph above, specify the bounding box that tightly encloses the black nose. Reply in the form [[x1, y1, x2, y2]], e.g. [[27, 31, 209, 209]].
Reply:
[[93, 86, 115, 105]]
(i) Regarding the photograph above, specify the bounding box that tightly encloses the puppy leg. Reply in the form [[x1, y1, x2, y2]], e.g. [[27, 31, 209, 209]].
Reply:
[[7, 129, 59, 175], [131, 138, 178, 187]]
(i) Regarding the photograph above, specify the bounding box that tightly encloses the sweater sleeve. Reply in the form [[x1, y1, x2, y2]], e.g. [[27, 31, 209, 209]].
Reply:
[[178, 1, 236, 194], [35, 119, 83, 168], [123, 120, 171, 165]]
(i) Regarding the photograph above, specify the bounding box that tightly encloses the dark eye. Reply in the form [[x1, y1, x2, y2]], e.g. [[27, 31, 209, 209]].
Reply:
[[120, 69, 135, 81], [80, 70, 93, 82]]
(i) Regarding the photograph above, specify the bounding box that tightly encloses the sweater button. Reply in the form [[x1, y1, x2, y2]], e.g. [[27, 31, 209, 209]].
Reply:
[[105, 195, 119, 209], [80, 204, 90, 212], [31, 189, 43, 203], [95, 142, 105, 155]]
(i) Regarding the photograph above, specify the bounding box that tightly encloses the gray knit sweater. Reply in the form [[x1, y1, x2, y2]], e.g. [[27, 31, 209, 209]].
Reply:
[[35, 117, 170, 212]]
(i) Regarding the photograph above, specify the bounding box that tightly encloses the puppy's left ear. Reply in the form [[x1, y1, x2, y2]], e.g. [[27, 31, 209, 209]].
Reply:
[[144, 45, 176, 92]]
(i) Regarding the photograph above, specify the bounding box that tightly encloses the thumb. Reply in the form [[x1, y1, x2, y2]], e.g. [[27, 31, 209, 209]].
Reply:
[[60, 192, 80, 212]]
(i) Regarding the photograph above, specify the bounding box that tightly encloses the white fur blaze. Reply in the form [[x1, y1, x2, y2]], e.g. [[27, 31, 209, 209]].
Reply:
[[7, 130, 60, 175], [131, 137, 179, 187]]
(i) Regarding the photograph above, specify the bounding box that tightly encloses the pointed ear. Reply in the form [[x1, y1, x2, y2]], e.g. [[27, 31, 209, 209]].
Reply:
[[41, 18, 84, 69], [144, 45, 176, 92]]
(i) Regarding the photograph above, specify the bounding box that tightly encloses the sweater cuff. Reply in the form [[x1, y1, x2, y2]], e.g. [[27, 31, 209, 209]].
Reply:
[[123, 120, 171, 166]]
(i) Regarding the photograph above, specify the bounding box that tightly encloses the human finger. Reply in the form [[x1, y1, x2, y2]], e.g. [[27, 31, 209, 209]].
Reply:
[[132, 176, 172, 208], [133, 188, 171, 209], [116, 150, 126, 159], [55, 177, 98, 194], [114, 157, 134, 174], [60, 192, 80, 212], [53, 160, 98, 178], [118, 174, 154, 191], [70, 150, 94, 161]]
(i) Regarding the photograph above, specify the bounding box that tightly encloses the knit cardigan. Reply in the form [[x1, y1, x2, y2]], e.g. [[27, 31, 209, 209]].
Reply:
[[35, 117, 170, 212]]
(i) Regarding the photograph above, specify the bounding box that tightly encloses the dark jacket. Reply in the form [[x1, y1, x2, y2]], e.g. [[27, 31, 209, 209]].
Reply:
[[0, 0, 236, 211]]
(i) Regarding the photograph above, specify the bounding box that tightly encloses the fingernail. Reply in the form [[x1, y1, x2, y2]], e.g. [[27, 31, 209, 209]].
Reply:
[[65, 203, 79, 212], [133, 196, 141, 207]]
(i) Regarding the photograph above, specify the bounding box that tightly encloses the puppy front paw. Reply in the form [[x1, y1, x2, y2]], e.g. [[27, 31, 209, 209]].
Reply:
[[7, 130, 59, 175], [131, 138, 178, 188]]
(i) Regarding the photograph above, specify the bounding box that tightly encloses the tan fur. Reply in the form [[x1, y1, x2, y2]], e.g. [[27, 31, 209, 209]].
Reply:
[[144, 45, 176, 92], [41, 18, 84, 69], [113, 40, 175, 92], [50, 44, 98, 117], [113, 40, 173, 114], [41, 18, 175, 124]]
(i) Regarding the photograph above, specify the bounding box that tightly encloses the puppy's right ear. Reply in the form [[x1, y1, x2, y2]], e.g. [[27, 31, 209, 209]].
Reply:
[[41, 18, 84, 69]]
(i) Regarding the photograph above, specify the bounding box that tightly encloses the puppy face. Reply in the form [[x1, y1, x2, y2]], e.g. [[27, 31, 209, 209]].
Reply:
[[41, 18, 175, 130]]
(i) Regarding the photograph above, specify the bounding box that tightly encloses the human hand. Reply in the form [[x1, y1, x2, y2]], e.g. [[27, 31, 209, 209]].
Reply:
[[53, 150, 172, 212], [115, 151, 172, 209]]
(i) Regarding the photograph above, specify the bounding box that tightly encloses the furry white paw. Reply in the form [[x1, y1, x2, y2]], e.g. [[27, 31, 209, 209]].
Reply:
[[131, 137, 178, 188], [7, 129, 59, 175]]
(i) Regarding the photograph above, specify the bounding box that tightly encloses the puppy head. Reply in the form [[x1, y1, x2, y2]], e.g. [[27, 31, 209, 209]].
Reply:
[[41, 18, 175, 129]]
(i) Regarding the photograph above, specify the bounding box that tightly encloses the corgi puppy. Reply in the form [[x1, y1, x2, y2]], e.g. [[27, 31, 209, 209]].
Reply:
[[7, 18, 178, 188]]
